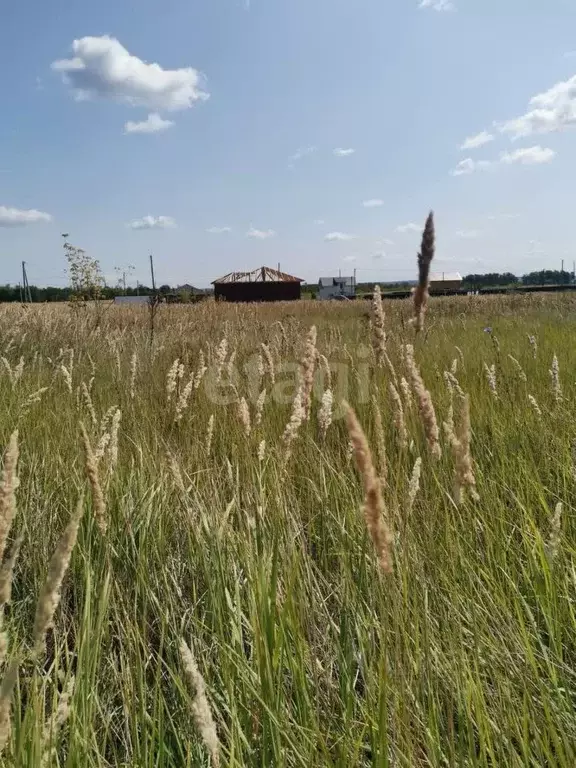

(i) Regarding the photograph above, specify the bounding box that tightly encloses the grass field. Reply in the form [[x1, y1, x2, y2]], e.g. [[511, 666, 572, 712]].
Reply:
[[0, 293, 575, 766]]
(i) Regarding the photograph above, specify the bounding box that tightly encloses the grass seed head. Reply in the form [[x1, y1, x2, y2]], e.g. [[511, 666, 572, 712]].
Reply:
[[343, 401, 393, 573], [33, 497, 84, 658], [412, 211, 435, 333], [405, 345, 441, 459], [179, 638, 220, 768], [0, 432, 19, 567], [80, 424, 107, 534]]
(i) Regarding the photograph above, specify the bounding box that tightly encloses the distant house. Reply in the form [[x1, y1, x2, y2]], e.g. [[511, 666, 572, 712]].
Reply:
[[318, 276, 355, 300], [429, 272, 462, 293], [212, 267, 303, 302], [175, 284, 205, 295], [114, 295, 150, 305]]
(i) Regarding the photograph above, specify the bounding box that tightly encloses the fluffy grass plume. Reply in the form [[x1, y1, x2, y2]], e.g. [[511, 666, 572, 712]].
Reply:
[[33, 497, 84, 658], [343, 401, 393, 573], [0, 432, 19, 567], [406, 344, 441, 459], [179, 638, 220, 768], [80, 424, 107, 534], [412, 211, 435, 332], [0, 660, 18, 753], [371, 286, 387, 365]]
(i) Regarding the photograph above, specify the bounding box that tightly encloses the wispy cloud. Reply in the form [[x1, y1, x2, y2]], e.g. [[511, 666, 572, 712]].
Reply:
[[500, 146, 556, 165], [324, 231, 356, 242], [451, 146, 555, 175], [396, 222, 420, 233], [460, 130, 494, 150], [363, 199, 384, 208], [206, 226, 231, 234], [418, 0, 455, 11], [486, 213, 520, 221], [455, 229, 481, 239], [333, 148, 355, 157], [246, 227, 276, 239], [498, 74, 576, 139], [313, 219, 325, 225], [129, 215, 176, 230], [451, 158, 493, 176], [124, 113, 174, 134], [289, 146, 316, 166], [0, 206, 52, 227], [342, 255, 356, 262]]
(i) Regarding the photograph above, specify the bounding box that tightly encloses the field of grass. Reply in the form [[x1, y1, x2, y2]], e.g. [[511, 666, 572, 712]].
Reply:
[[0, 293, 575, 766]]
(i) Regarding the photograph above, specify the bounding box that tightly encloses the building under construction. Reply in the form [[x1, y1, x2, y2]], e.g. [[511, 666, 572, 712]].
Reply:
[[212, 266, 303, 302]]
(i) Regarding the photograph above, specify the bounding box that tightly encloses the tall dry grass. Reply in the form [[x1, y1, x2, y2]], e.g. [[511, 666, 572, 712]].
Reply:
[[0, 292, 572, 765]]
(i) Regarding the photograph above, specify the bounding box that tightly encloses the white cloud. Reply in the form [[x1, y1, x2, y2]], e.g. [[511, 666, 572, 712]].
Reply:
[[0, 206, 52, 227], [499, 74, 576, 139], [460, 130, 494, 150], [377, 237, 395, 246], [419, 0, 455, 10], [246, 227, 276, 239], [313, 219, 325, 225], [206, 226, 231, 234], [324, 231, 356, 242], [486, 213, 520, 220], [455, 229, 481, 239], [372, 252, 385, 260], [363, 199, 384, 208], [451, 146, 554, 176], [342, 255, 356, 262], [396, 222, 421, 233], [129, 215, 176, 230], [124, 113, 174, 134], [333, 148, 355, 157], [52, 36, 208, 112], [451, 157, 493, 176], [290, 146, 316, 163], [500, 145, 556, 165]]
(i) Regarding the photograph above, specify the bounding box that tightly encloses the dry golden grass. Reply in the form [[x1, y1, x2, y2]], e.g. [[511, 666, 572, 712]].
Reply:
[[0, 292, 572, 765]]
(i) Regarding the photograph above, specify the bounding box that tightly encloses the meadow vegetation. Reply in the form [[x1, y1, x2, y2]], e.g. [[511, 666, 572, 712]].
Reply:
[[0, 291, 574, 766]]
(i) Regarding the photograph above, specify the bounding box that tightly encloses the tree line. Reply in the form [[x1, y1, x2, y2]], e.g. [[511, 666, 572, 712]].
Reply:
[[463, 270, 574, 288], [0, 283, 192, 303]]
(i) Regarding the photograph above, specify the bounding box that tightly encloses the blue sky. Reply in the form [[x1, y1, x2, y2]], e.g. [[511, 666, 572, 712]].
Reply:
[[2, 0, 576, 288]]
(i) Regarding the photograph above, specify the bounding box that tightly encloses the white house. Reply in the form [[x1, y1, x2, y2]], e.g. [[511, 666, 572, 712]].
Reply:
[[318, 276, 355, 300], [429, 272, 463, 293]]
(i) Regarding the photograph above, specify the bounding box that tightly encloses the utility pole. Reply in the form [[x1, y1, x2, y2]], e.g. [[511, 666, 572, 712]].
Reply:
[[149, 254, 156, 292], [123, 271, 127, 294], [21, 261, 32, 303]]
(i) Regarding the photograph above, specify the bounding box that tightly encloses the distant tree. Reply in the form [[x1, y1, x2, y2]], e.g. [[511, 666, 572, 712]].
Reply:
[[522, 270, 572, 286], [64, 240, 104, 302], [463, 273, 519, 288], [177, 288, 192, 303]]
